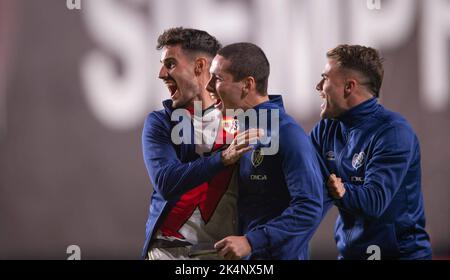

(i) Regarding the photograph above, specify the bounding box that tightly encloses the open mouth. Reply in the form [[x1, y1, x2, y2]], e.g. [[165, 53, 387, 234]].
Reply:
[[320, 93, 326, 110], [164, 80, 179, 98], [214, 99, 223, 109], [209, 92, 223, 109]]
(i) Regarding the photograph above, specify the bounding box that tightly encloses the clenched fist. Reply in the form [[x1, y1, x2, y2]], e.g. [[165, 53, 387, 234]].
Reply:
[[327, 173, 346, 199], [214, 236, 252, 260]]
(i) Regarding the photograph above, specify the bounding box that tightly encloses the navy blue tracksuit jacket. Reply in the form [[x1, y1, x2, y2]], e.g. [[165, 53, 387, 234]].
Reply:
[[238, 95, 323, 259], [311, 97, 432, 259]]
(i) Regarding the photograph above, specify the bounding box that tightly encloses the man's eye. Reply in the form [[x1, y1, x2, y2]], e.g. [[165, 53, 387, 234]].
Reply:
[[166, 62, 175, 69]]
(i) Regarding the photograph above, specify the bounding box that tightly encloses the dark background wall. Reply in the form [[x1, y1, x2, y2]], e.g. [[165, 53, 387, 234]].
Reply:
[[0, 0, 448, 259]]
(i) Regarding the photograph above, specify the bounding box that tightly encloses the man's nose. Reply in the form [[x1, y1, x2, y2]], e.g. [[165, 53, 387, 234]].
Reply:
[[206, 78, 215, 93], [158, 66, 168, 79], [316, 79, 324, 91]]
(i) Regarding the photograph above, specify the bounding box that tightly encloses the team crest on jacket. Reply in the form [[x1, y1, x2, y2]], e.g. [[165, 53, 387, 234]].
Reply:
[[251, 148, 264, 167], [352, 152, 366, 170]]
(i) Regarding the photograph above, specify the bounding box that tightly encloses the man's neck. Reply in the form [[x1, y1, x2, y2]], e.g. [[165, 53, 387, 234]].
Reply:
[[185, 90, 215, 111]]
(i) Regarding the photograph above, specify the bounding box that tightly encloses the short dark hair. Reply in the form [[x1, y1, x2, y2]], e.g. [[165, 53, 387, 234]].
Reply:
[[217, 42, 270, 95], [327, 44, 384, 97], [156, 27, 221, 58]]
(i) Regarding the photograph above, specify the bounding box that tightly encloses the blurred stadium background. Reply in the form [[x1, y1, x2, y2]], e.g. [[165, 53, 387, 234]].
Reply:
[[0, 0, 449, 259]]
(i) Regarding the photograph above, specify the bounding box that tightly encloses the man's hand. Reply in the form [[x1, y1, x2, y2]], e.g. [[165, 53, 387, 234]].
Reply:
[[221, 128, 264, 166], [214, 236, 252, 260], [327, 173, 346, 199]]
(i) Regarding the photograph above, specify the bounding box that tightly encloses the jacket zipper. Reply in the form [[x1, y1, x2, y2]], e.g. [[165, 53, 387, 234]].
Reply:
[[336, 129, 354, 245]]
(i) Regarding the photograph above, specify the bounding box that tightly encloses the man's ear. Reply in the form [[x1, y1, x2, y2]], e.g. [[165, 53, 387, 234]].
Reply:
[[344, 79, 356, 98], [241, 76, 255, 99], [194, 57, 208, 76]]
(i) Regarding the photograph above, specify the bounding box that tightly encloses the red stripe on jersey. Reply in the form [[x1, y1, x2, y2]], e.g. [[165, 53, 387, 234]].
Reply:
[[159, 120, 238, 239]]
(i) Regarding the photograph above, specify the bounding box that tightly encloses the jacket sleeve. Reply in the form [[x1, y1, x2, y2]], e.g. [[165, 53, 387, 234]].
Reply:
[[336, 124, 418, 219], [142, 112, 225, 200], [245, 124, 323, 258], [310, 122, 335, 217]]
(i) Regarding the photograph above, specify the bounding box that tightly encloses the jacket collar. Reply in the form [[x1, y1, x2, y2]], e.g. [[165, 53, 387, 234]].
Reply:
[[162, 99, 175, 115], [337, 97, 379, 129], [253, 94, 285, 111]]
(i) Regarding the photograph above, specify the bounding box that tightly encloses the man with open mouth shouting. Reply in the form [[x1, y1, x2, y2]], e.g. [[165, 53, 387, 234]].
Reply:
[[141, 27, 261, 260], [311, 44, 432, 260]]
